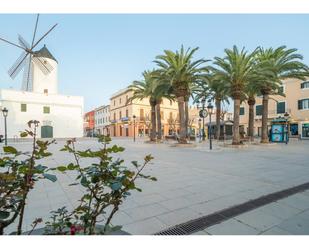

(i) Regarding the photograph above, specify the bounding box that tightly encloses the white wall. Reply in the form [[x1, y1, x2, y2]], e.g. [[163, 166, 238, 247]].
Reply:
[[0, 89, 84, 138]]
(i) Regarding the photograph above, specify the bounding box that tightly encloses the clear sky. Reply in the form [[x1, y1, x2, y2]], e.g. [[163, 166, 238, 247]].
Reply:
[[0, 14, 308, 112]]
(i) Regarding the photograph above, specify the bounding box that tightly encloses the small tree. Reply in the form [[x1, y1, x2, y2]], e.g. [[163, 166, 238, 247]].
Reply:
[[47, 135, 156, 235], [0, 120, 57, 235]]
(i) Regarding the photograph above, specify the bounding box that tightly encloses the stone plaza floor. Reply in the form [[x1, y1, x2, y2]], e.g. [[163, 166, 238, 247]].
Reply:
[[2, 137, 309, 235]]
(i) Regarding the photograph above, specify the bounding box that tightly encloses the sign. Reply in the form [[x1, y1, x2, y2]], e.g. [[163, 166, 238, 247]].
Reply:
[[199, 109, 208, 118]]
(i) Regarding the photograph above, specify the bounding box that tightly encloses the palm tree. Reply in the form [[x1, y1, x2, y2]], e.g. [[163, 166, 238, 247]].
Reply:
[[207, 74, 229, 140], [153, 82, 175, 141], [211, 46, 262, 145], [256, 46, 309, 143], [128, 70, 158, 142], [154, 46, 208, 143], [244, 82, 260, 141]]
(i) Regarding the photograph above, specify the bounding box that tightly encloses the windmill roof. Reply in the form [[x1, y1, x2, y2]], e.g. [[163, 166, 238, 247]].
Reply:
[[33, 45, 57, 63]]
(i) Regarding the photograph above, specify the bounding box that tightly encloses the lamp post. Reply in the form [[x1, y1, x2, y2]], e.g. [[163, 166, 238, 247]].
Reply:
[[284, 112, 290, 144], [2, 107, 8, 146], [198, 118, 202, 143], [207, 101, 214, 150], [133, 115, 136, 142]]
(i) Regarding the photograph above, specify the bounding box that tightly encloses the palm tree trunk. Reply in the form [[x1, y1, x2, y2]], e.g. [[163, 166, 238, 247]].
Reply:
[[248, 97, 255, 142], [215, 99, 221, 140], [177, 96, 187, 143], [185, 101, 189, 138], [150, 103, 157, 142], [261, 94, 269, 143], [156, 102, 162, 141], [232, 98, 241, 145]]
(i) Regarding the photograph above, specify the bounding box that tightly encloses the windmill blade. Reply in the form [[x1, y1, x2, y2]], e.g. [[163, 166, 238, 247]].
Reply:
[[31, 14, 40, 47], [8, 52, 29, 79], [0, 36, 27, 51], [32, 56, 54, 75], [31, 23, 57, 50], [22, 55, 33, 91], [18, 34, 30, 49]]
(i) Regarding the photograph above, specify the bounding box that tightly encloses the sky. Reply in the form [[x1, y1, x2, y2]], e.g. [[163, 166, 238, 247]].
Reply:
[[0, 14, 309, 112]]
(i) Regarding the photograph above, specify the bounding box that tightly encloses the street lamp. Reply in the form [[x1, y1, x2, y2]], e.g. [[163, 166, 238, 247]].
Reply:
[[207, 101, 214, 150], [133, 115, 136, 142], [198, 118, 202, 143], [284, 112, 290, 144], [2, 107, 8, 146]]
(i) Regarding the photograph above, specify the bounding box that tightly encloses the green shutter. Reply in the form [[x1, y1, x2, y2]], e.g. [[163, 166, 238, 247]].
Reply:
[[256, 105, 263, 116], [21, 104, 27, 112], [277, 102, 285, 114], [43, 106, 50, 114], [298, 100, 303, 110], [240, 107, 245, 115]]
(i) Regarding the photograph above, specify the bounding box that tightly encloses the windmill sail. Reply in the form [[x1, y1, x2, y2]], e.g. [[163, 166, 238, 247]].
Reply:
[[22, 55, 33, 92]]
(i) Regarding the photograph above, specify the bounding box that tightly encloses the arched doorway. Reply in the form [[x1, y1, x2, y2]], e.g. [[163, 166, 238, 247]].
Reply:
[[41, 125, 53, 138]]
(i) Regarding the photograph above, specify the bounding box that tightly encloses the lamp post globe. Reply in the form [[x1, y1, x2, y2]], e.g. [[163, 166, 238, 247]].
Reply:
[[2, 108, 8, 146]]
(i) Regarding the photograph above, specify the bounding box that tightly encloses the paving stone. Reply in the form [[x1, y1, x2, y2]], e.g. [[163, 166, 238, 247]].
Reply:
[[257, 202, 301, 220], [124, 203, 170, 221], [122, 217, 167, 235], [277, 193, 309, 211], [261, 226, 292, 235], [156, 208, 200, 227], [205, 218, 260, 235], [234, 209, 283, 231]]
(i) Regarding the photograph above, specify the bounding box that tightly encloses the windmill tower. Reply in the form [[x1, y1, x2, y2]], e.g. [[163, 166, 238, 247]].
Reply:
[[0, 14, 58, 94], [28, 45, 58, 94]]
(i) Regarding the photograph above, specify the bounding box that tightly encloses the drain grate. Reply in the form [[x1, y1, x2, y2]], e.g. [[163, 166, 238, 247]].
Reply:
[[154, 181, 309, 235]]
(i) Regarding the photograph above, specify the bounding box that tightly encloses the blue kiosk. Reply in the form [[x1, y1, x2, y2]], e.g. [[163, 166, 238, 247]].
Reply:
[[270, 117, 289, 144]]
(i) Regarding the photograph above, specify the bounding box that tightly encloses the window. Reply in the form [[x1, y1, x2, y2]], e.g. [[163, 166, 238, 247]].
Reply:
[[43, 106, 50, 114], [119, 98, 121, 104], [277, 102, 286, 114], [114, 113, 116, 121], [126, 109, 128, 117], [126, 95, 128, 103], [256, 105, 263, 116], [119, 111, 122, 119], [44, 89, 48, 94], [114, 100, 116, 106], [169, 112, 173, 120], [301, 81, 309, 89], [21, 103, 27, 112], [278, 86, 285, 94], [160, 111, 164, 120], [298, 99, 309, 110], [240, 107, 245, 115], [170, 100, 173, 106]]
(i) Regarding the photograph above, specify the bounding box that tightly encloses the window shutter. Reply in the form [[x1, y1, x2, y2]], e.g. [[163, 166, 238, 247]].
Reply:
[[298, 100, 303, 110]]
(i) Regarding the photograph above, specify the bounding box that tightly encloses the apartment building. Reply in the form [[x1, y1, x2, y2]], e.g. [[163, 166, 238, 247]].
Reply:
[[109, 87, 179, 137], [94, 105, 110, 135], [83, 110, 95, 137], [239, 78, 309, 139]]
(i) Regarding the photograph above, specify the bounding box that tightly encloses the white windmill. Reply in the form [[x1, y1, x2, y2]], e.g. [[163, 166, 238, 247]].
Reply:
[[0, 14, 58, 94]]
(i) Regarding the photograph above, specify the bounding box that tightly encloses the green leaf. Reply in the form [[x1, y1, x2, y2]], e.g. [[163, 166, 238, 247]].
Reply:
[[0, 211, 10, 220], [111, 181, 122, 191], [20, 131, 28, 138], [35, 165, 48, 172], [81, 176, 88, 187], [57, 166, 67, 172], [3, 146, 18, 155], [43, 173, 57, 182]]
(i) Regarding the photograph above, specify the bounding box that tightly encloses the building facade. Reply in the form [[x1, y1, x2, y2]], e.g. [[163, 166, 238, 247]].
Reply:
[[239, 78, 309, 139], [94, 105, 110, 135], [0, 46, 84, 139], [84, 110, 95, 137], [109, 88, 179, 138]]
